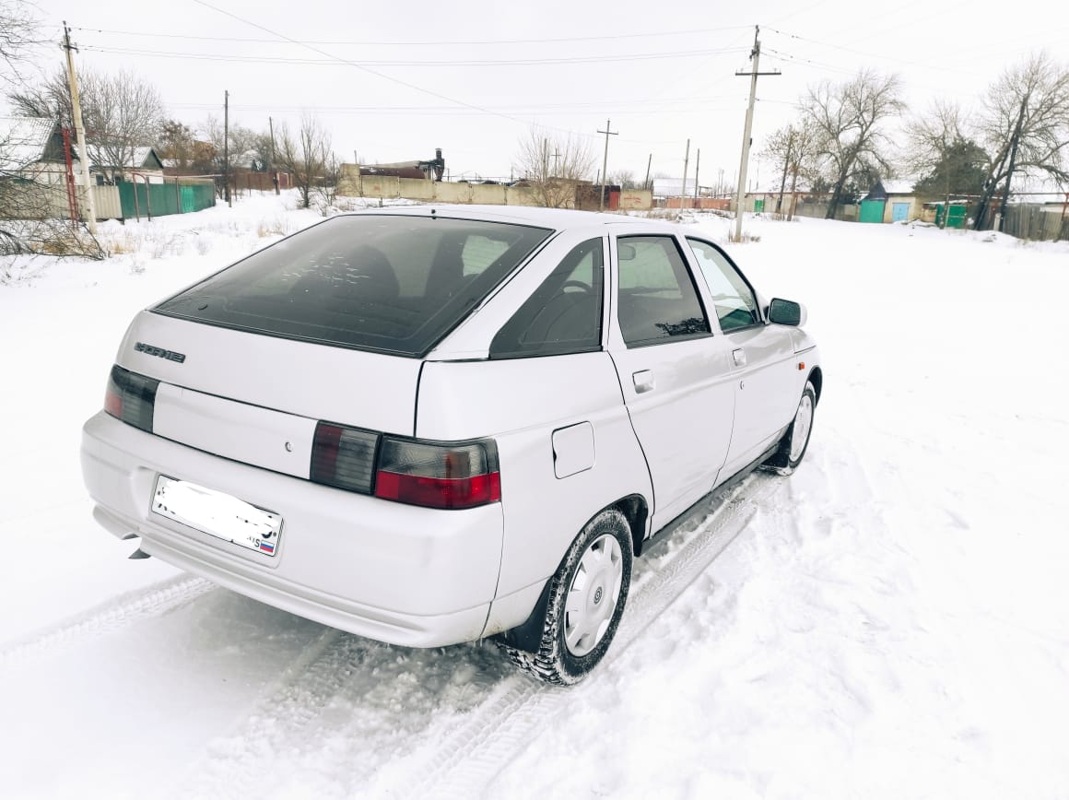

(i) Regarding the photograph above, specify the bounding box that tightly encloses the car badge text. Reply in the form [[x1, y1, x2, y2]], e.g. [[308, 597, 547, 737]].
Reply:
[[134, 342, 186, 363]]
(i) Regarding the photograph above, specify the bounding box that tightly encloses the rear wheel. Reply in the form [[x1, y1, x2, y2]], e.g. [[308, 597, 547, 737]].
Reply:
[[764, 380, 816, 475], [501, 508, 632, 685]]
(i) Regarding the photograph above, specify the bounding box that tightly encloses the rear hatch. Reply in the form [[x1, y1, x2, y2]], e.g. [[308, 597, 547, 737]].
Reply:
[[113, 212, 554, 479], [115, 310, 420, 479]]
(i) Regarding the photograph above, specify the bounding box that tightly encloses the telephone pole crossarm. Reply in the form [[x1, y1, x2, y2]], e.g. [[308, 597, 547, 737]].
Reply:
[[597, 119, 618, 211]]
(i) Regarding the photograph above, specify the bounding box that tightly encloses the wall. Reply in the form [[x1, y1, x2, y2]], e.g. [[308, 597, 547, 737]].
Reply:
[[338, 164, 652, 210]]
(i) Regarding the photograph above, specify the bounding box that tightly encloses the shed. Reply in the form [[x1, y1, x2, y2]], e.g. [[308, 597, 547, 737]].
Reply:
[[92, 146, 167, 184], [861, 179, 921, 224]]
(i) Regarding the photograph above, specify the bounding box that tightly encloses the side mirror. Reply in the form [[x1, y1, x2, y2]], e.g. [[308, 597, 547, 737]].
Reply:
[[768, 298, 807, 326]]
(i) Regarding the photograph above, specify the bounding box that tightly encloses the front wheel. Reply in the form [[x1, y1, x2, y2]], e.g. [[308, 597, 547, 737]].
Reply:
[[501, 508, 633, 685], [764, 380, 817, 475]]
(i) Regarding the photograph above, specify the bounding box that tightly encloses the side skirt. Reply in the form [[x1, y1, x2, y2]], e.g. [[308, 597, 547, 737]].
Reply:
[[634, 438, 781, 558]]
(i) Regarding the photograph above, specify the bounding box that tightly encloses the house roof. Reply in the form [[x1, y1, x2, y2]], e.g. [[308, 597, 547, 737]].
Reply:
[[866, 179, 916, 198], [0, 116, 64, 171], [92, 146, 165, 171]]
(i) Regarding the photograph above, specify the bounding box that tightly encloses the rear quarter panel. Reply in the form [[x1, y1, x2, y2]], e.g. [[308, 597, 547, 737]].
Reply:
[[415, 353, 651, 611]]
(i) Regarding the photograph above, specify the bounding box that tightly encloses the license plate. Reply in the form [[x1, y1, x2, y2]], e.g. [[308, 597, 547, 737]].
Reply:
[[151, 476, 283, 557]]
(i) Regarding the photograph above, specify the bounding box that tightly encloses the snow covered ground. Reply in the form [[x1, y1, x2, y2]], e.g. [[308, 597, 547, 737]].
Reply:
[[1, 192, 1067, 799]]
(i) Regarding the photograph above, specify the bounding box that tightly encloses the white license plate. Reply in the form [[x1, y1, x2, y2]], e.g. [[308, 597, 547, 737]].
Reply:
[[151, 476, 283, 557]]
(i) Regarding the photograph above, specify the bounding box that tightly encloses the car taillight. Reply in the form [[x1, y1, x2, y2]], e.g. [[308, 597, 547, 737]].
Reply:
[[374, 437, 501, 509], [104, 366, 159, 432], [310, 422, 379, 494]]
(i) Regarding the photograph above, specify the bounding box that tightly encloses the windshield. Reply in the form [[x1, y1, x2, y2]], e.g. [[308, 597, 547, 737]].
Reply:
[[154, 214, 553, 357]]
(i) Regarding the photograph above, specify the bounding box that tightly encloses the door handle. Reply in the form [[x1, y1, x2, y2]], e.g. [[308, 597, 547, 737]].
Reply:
[[732, 348, 747, 367], [632, 369, 655, 393]]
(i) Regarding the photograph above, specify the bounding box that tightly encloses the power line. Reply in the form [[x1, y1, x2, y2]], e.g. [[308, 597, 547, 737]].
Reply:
[[70, 23, 757, 47], [80, 44, 747, 68]]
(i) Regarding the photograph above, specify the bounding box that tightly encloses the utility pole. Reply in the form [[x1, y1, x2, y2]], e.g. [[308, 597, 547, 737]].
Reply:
[[733, 25, 780, 241], [269, 116, 280, 195], [597, 119, 618, 211], [62, 22, 96, 233], [223, 90, 231, 207], [997, 94, 1029, 232], [777, 128, 795, 213], [694, 148, 701, 204], [681, 139, 690, 208], [644, 153, 652, 191]]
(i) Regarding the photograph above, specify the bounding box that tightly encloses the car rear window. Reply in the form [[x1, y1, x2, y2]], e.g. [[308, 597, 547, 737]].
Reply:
[[153, 215, 553, 357]]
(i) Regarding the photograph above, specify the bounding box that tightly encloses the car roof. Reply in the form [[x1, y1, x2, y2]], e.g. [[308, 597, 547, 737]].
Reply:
[[345, 203, 668, 233]]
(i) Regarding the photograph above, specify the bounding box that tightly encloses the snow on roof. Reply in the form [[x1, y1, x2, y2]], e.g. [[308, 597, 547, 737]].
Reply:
[[881, 179, 916, 195], [0, 116, 58, 171]]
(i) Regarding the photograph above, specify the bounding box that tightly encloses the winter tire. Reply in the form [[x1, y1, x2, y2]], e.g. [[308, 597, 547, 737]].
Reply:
[[501, 508, 633, 685], [763, 379, 816, 475]]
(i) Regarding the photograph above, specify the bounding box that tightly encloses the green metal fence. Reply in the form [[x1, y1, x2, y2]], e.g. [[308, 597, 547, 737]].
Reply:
[[117, 181, 215, 220]]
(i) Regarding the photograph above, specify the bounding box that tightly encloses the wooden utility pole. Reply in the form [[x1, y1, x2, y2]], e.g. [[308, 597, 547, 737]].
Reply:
[[269, 116, 280, 195], [62, 22, 96, 233], [223, 90, 231, 207], [997, 94, 1029, 232], [644, 153, 652, 190], [733, 26, 780, 240], [776, 128, 795, 213], [681, 139, 690, 207], [694, 148, 701, 204], [597, 119, 618, 211]]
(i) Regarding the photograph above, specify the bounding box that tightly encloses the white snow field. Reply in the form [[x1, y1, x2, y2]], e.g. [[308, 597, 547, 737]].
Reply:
[[1, 192, 1067, 800]]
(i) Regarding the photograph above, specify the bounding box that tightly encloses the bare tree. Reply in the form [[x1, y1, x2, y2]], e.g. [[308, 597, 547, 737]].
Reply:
[[11, 67, 166, 181], [609, 169, 640, 190], [7, 67, 68, 121], [906, 100, 988, 212], [514, 128, 595, 208], [761, 120, 820, 220], [80, 69, 166, 180], [0, 0, 38, 85], [274, 115, 332, 209], [802, 70, 904, 219], [973, 52, 1069, 230]]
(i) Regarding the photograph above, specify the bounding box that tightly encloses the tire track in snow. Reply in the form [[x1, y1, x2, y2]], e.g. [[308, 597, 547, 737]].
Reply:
[[146, 474, 779, 800], [0, 575, 213, 669], [167, 626, 349, 800], [380, 473, 784, 800]]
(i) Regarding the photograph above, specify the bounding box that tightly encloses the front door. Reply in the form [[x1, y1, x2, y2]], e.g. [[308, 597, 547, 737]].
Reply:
[[687, 238, 799, 478], [607, 234, 736, 532]]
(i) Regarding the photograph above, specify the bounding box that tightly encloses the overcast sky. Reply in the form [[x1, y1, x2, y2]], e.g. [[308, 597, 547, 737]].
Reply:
[[12, 0, 1069, 186]]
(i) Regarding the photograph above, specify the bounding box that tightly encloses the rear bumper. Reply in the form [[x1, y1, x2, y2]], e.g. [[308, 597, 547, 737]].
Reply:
[[80, 412, 505, 648]]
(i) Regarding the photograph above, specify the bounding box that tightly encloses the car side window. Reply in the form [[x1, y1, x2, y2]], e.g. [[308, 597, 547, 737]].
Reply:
[[616, 236, 711, 347], [489, 238, 604, 359], [687, 238, 762, 332]]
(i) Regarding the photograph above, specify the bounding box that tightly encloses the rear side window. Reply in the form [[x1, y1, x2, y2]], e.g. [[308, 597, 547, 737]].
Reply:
[[490, 238, 604, 359], [616, 236, 711, 347], [153, 215, 552, 357]]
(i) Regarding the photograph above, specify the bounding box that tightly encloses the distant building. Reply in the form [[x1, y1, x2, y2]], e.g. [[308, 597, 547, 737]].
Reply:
[[0, 116, 81, 186], [91, 146, 166, 185], [358, 148, 446, 181], [860, 179, 924, 223]]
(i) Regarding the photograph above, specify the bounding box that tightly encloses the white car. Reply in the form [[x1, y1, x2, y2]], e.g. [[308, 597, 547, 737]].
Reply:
[[81, 206, 821, 684]]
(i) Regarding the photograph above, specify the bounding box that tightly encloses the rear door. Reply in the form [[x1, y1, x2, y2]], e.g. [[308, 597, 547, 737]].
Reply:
[[686, 237, 799, 476], [607, 234, 737, 533]]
